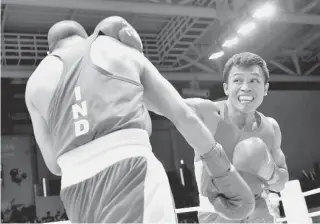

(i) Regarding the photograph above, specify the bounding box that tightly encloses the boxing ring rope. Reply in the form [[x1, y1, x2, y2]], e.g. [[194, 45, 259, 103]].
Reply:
[[51, 181, 319, 223], [175, 180, 320, 223]]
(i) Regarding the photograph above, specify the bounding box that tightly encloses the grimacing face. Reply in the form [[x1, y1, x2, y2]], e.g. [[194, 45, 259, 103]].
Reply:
[[223, 65, 269, 113]]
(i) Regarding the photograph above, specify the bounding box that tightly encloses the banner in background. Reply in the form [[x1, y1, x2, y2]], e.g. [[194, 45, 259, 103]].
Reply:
[[1, 136, 34, 213]]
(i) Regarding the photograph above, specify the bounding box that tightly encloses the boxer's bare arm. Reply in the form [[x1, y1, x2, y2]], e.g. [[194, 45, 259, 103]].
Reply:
[[184, 98, 222, 135], [25, 59, 62, 176], [27, 102, 61, 176], [141, 58, 216, 156], [267, 117, 289, 192], [146, 97, 222, 138]]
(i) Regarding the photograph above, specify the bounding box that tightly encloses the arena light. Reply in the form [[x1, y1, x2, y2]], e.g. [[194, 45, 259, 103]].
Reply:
[[237, 22, 256, 36], [222, 37, 239, 48], [253, 2, 276, 19], [208, 51, 224, 60]]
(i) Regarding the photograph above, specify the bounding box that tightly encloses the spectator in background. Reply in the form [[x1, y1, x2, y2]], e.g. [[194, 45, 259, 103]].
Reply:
[[55, 210, 61, 221], [60, 209, 68, 221], [42, 211, 54, 223], [33, 216, 40, 223]]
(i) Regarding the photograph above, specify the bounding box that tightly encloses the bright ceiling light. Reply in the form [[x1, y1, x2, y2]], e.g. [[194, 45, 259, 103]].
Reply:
[[253, 2, 276, 19], [222, 37, 239, 48], [237, 22, 256, 36], [209, 51, 224, 60]]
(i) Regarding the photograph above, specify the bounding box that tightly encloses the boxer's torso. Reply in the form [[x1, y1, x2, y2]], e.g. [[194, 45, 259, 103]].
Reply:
[[32, 35, 151, 158], [214, 100, 275, 195]]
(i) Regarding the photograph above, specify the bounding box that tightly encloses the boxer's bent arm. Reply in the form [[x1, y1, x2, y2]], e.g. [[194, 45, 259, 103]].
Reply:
[[25, 84, 61, 176], [267, 117, 289, 192], [141, 58, 216, 156]]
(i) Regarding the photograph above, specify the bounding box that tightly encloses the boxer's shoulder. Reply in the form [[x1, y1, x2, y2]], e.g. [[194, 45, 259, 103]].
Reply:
[[91, 36, 145, 73], [214, 100, 227, 113], [26, 56, 63, 111], [28, 56, 63, 90], [93, 36, 143, 58], [257, 113, 281, 138], [258, 112, 279, 129], [185, 98, 220, 113], [265, 116, 281, 135], [265, 116, 278, 126]]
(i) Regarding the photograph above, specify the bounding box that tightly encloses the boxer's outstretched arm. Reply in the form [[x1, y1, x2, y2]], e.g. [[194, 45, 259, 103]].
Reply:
[[146, 97, 222, 142], [141, 58, 216, 156], [267, 117, 289, 192], [142, 63, 255, 220], [25, 80, 61, 176], [184, 98, 222, 133]]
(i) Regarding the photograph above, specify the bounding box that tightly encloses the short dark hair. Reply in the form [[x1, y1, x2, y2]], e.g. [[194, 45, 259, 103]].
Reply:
[[223, 52, 269, 83]]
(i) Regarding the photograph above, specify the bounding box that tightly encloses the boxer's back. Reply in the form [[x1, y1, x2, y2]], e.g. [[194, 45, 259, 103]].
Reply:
[[45, 35, 151, 158]]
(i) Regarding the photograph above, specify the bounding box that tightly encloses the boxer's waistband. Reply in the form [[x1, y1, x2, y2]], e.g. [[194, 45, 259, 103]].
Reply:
[[57, 128, 152, 189]]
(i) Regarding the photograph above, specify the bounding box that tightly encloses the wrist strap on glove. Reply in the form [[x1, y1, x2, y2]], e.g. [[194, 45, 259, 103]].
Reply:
[[200, 142, 231, 178]]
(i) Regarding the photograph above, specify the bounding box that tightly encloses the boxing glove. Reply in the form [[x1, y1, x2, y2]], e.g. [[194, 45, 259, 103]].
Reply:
[[47, 20, 88, 52], [233, 137, 279, 185], [200, 143, 255, 220], [94, 16, 143, 52]]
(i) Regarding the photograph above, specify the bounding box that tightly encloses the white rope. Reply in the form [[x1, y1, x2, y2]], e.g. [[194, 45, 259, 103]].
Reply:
[[176, 206, 199, 214], [275, 210, 320, 222], [50, 187, 320, 223], [309, 210, 320, 218], [275, 217, 287, 222], [303, 188, 320, 197], [51, 209, 320, 223], [175, 187, 320, 221], [269, 187, 320, 203]]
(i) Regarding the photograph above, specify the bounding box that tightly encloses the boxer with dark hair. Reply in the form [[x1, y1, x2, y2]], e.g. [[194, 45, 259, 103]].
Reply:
[[187, 52, 289, 223]]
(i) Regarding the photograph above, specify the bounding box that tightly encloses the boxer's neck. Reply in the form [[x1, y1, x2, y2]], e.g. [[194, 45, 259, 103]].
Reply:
[[226, 101, 256, 130]]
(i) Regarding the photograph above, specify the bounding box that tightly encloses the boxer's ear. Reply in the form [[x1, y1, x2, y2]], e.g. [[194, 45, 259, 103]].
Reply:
[[264, 83, 269, 96], [223, 82, 229, 96]]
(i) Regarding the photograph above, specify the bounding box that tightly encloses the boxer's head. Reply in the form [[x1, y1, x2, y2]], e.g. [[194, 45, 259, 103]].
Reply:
[[222, 52, 269, 113], [48, 20, 88, 52]]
